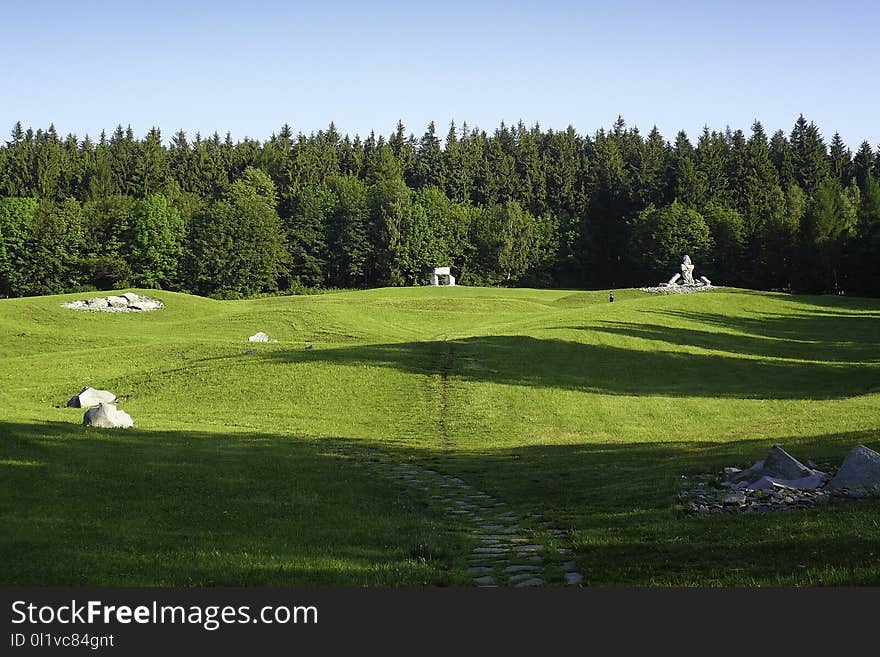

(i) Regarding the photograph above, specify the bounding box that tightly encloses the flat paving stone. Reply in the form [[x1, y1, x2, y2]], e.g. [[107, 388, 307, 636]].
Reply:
[[369, 459, 587, 589], [513, 578, 545, 588], [503, 565, 540, 573]]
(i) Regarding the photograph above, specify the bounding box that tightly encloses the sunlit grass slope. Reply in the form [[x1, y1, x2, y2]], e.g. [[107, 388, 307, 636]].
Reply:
[[1, 286, 878, 585]]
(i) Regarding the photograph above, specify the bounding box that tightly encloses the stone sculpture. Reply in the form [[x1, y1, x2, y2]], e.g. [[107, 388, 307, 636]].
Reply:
[[680, 255, 695, 285], [429, 266, 456, 286], [650, 255, 713, 291]]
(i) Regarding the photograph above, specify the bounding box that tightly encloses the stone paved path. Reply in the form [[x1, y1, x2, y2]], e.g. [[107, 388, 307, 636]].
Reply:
[[367, 458, 585, 587]]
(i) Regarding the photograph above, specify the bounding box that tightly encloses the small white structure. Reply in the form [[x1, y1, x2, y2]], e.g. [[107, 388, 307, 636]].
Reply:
[[429, 266, 456, 286]]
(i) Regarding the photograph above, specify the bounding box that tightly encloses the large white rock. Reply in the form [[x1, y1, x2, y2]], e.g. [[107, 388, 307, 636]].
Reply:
[[130, 300, 162, 311], [82, 403, 133, 429], [248, 331, 278, 343], [67, 386, 117, 408], [106, 295, 129, 306], [829, 445, 880, 489], [121, 292, 140, 304]]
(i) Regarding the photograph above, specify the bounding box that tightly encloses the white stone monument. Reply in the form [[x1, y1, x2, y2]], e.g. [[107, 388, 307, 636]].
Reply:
[[659, 255, 711, 288], [680, 255, 695, 285], [429, 266, 456, 286]]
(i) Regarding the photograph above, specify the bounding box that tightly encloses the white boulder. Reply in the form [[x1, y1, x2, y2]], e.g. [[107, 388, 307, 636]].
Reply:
[[67, 386, 117, 408], [248, 331, 278, 343], [130, 300, 162, 311], [82, 403, 133, 429]]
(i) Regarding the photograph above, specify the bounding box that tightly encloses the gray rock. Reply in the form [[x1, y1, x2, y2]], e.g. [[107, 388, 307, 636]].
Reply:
[[121, 292, 140, 304], [722, 492, 746, 505], [736, 473, 827, 492], [106, 295, 128, 306], [725, 460, 765, 484], [87, 298, 110, 309], [828, 445, 880, 489], [503, 565, 539, 573], [67, 386, 117, 408], [473, 576, 494, 585], [565, 572, 584, 584], [83, 402, 133, 429], [727, 446, 828, 491], [763, 445, 812, 480], [513, 578, 545, 588], [468, 566, 493, 574]]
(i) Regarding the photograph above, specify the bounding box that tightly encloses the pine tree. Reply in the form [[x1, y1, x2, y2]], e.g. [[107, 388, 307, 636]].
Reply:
[[828, 132, 852, 183], [790, 115, 830, 194]]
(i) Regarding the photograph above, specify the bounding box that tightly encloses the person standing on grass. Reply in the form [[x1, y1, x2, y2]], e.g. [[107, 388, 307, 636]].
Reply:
[[609, 292, 615, 302]]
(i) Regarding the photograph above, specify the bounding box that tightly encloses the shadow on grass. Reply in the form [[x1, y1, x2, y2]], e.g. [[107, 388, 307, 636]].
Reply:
[[264, 334, 879, 399], [578, 318, 879, 364], [2, 421, 879, 586], [0, 421, 466, 587], [339, 430, 880, 586]]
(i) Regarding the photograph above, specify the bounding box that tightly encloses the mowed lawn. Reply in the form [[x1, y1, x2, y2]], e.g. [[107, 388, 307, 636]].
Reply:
[[1, 286, 878, 586]]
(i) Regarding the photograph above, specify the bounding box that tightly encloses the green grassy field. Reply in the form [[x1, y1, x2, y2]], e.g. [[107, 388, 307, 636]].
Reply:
[[1, 286, 879, 586]]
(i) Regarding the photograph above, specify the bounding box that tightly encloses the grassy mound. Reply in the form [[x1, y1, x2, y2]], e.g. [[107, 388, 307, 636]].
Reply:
[[1, 286, 878, 585]]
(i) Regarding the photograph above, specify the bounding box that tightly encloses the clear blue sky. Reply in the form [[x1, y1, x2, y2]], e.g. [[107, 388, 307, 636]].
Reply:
[[3, 0, 878, 149]]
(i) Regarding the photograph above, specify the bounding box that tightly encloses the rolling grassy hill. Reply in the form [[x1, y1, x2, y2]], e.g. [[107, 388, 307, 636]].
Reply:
[[1, 286, 878, 585]]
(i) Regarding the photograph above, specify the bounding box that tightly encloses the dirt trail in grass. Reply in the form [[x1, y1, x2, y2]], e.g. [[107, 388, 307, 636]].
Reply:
[[438, 342, 455, 449], [364, 456, 585, 587]]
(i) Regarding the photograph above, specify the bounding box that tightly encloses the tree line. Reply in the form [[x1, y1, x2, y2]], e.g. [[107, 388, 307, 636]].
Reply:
[[1, 116, 879, 298]]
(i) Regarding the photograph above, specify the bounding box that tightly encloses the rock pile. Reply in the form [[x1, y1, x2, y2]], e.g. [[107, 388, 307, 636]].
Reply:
[[63, 293, 163, 312], [680, 444, 880, 514], [639, 284, 719, 295]]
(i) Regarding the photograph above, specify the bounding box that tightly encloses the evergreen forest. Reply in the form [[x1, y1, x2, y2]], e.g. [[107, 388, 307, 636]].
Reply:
[[1, 116, 879, 298]]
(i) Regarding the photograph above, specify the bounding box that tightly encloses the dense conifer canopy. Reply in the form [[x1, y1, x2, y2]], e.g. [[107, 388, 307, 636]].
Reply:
[[1, 116, 878, 297]]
